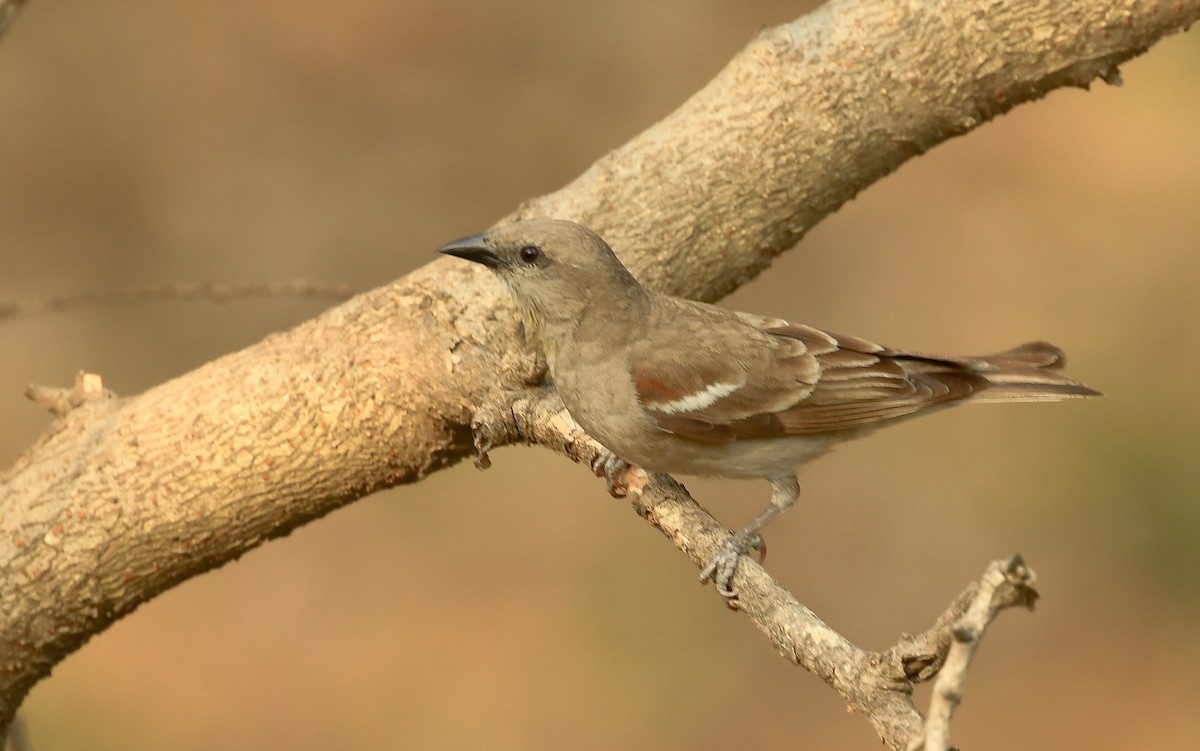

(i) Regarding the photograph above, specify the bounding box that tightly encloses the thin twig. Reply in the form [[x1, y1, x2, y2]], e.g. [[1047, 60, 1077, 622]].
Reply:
[[0, 281, 355, 321], [907, 556, 1040, 751], [882, 584, 981, 684], [479, 389, 1039, 750]]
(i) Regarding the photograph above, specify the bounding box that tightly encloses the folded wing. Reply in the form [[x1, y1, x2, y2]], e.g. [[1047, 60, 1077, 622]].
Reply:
[[631, 314, 1098, 443]]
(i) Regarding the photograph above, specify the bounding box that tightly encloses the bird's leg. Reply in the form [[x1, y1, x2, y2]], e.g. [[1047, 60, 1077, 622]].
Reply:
[[700, 475, 799, 599], [590, 450, 631, 498]]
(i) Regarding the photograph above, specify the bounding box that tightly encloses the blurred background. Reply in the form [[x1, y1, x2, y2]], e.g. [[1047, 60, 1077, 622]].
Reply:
[[2, 1, 1198, 749]]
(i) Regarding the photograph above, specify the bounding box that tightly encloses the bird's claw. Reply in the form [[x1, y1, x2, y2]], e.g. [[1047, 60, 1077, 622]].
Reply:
[[699, 532, 767, 601], [590, 451, 630, 498]]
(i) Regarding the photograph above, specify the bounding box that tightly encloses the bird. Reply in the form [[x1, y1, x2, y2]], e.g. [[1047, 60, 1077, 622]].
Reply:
[[438, 219, 1100, 599]]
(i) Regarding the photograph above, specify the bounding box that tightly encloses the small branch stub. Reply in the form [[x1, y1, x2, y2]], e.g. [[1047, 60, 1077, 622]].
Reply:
[[24, 371, 116, 417]]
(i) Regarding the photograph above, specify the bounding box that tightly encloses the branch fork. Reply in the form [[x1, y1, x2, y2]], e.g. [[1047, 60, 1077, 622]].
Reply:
[[471, 380, 1039, 749]]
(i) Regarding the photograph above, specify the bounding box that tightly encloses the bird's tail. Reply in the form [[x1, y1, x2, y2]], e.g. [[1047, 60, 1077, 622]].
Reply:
[[961, 341, 1101, 403]]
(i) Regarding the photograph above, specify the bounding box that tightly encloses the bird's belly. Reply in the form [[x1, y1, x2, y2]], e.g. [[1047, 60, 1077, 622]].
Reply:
[[564, 388, 835, 479], [617, 432, 838, 479]]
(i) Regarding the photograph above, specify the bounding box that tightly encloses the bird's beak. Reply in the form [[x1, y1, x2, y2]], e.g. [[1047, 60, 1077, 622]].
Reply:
[[438, 233, 507, 269]]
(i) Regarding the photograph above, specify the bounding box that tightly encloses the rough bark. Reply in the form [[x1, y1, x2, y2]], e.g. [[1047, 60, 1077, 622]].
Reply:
[[2, 0, 1196, 746]]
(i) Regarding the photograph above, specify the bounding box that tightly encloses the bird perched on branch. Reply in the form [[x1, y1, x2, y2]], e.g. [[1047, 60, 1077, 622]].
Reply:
[[439, 219, 1100, 600]]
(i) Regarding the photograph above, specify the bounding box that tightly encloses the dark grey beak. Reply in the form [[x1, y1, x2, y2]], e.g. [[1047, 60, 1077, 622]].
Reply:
[[438, 233, 507, 269]]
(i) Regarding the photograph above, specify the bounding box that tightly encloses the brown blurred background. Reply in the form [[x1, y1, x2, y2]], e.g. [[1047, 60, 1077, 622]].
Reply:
[[2, 2, 1198, 749]]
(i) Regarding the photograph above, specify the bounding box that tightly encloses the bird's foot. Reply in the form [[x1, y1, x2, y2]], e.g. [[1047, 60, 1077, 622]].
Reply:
[[699, 532, 767, 600], [590, 451, 630, 498]]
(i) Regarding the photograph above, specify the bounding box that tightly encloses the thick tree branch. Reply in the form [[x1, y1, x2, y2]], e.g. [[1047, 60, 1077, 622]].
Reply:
[[2, 0, 1196, 744]]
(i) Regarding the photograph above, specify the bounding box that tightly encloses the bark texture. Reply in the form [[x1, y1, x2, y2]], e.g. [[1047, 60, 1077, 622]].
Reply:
[[2, 0, 1197, 746]]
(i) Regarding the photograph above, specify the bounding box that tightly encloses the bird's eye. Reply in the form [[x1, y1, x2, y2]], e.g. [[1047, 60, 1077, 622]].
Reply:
[[518, 245, 541, 264]]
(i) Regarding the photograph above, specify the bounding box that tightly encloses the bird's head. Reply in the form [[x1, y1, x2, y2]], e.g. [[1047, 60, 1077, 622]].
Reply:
[[438, 219, 644, 337]]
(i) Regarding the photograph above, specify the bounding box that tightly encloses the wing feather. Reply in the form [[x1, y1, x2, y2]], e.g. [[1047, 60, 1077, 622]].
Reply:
[[630, 309, 1095, 444]]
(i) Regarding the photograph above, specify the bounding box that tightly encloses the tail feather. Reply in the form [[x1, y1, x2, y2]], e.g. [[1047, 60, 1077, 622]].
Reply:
[[975, 341, 1067, 370], [966, 342, 1101, 403]]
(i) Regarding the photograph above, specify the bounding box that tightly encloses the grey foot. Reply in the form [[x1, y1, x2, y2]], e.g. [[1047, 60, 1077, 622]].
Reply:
[[699, 532, 766, 599], [590, 451, 630, 498]]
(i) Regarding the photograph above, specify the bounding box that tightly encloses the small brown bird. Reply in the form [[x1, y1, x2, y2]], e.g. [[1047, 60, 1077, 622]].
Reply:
[[440, 219, 1100, 598]]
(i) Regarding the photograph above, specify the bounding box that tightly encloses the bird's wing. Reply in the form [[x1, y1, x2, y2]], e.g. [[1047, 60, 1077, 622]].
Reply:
[[629, 314, 819, 443], [630, 314, 986, 443], [766, 322, 986, 434]]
